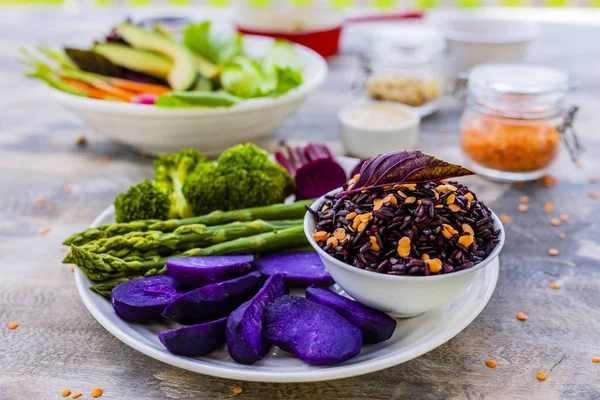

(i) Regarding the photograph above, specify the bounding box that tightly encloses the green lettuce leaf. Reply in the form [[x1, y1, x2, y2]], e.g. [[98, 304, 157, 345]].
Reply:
[[220, 56, 276, 99], [261, 40, 303, 95], [183, 21, 242, 65]]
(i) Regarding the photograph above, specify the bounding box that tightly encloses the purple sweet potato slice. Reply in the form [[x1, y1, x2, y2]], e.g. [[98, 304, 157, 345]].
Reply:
[[158, 316, 228, 357], [305, 286, 397, 344], [161, 271, 264, 325], [111, 275, 186, 322], [166, 255, 254, 287], [264, 295, 362, 365], [255, 252, 334, 287], [226, 274, 287, 365]]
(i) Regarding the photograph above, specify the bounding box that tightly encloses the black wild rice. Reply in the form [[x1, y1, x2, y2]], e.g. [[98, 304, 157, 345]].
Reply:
[[310, 181, 501, 276]]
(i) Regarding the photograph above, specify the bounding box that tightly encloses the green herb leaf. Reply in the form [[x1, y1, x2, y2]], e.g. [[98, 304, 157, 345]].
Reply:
[[183, 21, 242, 65], [220, 56, 276, 98], [338, 151, 474, 197], [261, 40, 303, 95]]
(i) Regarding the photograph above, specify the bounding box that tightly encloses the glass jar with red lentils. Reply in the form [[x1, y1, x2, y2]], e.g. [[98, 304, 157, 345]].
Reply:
[[460, 64, 577, 182]]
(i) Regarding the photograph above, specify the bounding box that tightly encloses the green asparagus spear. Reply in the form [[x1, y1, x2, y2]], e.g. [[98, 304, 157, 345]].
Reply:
[[62, 219, 302, 263], [63, 200, 313, 246], [71, 225, 307, 283]]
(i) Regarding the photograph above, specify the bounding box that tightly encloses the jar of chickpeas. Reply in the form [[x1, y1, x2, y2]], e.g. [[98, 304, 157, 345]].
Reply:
[[461, 64, 579, 182], [364, 26, 444, 109]]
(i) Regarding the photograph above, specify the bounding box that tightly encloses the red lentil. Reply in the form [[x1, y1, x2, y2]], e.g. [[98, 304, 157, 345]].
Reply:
[[61, 389, 71, 397], [91, 388, 103, 397], [536, 371, 547, 381], [550, 283, 560, 289], [7, 322, 19, 330], [485, 360, 498, 368], [516, 312, 527, 321], [548, 248, 559, 256]]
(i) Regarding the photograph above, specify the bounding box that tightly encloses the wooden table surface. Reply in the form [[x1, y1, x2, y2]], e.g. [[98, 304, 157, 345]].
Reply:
[[1, 8, 600, 400]]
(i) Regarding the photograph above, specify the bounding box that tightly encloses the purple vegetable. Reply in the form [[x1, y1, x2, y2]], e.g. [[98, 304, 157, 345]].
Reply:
[[255, 252, 334, 288], [159, 317, 227, 357], [305, 286, 396, 344], [226, 274, 287, 365], [161, 271, 264, 325], [166, 255, 254, 288], [275, 143, 347, 200], [111, 275, 185, 322], [338, 150, 474, 197], [264, 296, 362, 365]]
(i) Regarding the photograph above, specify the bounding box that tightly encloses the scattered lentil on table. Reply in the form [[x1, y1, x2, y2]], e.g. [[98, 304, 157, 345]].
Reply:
[[7, 322, 19, 330], [61, 389, 71, 397], [518, 204, 528, 212], [233, 387, 243, 395], [589, 190, 599, 199], [559, 233, 566, 240], [35, 197, 44, 205], [550, 218, 561, 226], [544, 203, 554, 213], [64, 186, 72, 194], [91, 388, 103, 397], [71, 392, 82, 399], [550, 283, 560, 289], [548, 248, 560, 256], [592, 357, 600, 363], [516, 312, 528, 321], [520, 196, 530, 204], [485, 360, 498, 368], [39, 227, 51, 235], [536, 371, 547, 381]]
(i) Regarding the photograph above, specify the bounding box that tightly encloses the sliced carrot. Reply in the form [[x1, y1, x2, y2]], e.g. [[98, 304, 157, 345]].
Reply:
[[108, 78, 171, 95], [91, 82, 137, 102], [60, 78, 108, 99]]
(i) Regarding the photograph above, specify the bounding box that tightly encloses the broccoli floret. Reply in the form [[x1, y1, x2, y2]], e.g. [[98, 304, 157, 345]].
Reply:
[[182, 143, 295, 215], [154, 149, 207, 219], [113, 180, 170, 223]]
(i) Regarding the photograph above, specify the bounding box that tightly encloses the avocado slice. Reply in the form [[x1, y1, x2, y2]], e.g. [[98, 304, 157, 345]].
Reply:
[[93, 43, 173, 80], [194, 54, 221, 80], [116, 23, 197, 91]]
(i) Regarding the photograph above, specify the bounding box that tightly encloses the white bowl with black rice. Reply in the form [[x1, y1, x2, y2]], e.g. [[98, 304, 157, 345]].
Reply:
[[304, 183, 504, 317]]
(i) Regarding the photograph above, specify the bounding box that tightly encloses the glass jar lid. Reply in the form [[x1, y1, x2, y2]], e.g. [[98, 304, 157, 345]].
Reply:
[[369, 26, 445, 66], [468, 63, 570, 118]]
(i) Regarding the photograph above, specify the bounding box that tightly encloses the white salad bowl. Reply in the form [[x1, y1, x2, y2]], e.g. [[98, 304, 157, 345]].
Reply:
[[304, 188, 505, 317], [50, 35, 327, 156]]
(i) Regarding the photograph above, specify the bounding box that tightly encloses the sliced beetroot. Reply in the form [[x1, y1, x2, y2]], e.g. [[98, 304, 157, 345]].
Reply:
[[111, 275, 185, 322], [255, 252, 334, 288], [305, 286, 397, 344], [158, 316, 228, 357], [264, 295, 362, 365], [226, 274, 287, 365], [166, 255, 254, 287], [161, 271, 264, 325], [274, 143, 347, 200]]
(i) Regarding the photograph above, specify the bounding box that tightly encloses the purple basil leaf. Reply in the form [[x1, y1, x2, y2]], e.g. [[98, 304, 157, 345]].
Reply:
[[337, 151, 473, 197]]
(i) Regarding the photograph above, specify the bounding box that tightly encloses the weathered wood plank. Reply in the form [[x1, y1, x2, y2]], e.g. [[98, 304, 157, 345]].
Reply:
[[1, 8, 600, 400]]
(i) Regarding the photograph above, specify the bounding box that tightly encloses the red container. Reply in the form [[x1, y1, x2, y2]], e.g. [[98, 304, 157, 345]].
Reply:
[[235, 11, 423, 58]]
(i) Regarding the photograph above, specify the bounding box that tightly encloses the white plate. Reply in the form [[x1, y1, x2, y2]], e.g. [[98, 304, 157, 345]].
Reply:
[[73, 156, 499, 382]]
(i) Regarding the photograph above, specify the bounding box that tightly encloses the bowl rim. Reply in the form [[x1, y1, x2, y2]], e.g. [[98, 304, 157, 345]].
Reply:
[[49, 35, 328, 117], [304, 187, 505, 281], [338, 100, 421, 132]]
